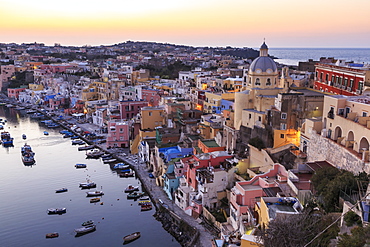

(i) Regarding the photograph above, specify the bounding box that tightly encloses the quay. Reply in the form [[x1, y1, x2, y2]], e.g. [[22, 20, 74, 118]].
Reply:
[[0, 94, 216, 247]]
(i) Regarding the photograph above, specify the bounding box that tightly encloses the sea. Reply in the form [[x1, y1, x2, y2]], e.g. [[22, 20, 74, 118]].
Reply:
[[268, 48, 370, 66], [0, 106, 180, 247]]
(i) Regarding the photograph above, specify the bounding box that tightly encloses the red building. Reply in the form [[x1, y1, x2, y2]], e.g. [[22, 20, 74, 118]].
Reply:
[[119, 100, 148, 120], [142, 89, 161, 107], [314, 62, 370, 96], [7, 88, 26, 99]]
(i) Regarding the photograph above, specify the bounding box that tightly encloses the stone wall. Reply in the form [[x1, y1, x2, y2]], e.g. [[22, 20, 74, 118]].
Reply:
[[308, 132, 370, 174]]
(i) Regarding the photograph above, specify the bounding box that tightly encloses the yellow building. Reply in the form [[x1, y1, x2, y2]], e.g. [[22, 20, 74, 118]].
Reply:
[[140, 106, 165, 130], [204, 92, 235, 114], [28, 84, 44, 91]]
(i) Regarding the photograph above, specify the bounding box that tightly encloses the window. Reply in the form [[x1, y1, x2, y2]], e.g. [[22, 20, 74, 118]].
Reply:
[[149, 112, 152, 116], [280, 134, 285, 138], [344, 78, 348, 86], [280, 123, 287, 130], [120, 128, 124, 133], [281, 113, 287, 119], [266, 78, 271, 85], [249, 114, 251, 119], [363, 112, 368, 117], [258, 116, 261, 121], [255, 78, 260, 85], [325, 74, 329, 82]]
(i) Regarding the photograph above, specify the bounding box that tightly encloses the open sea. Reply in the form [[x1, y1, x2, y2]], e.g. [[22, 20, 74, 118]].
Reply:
[[268, 48, 370, 66], [0, 106, 180, 247]]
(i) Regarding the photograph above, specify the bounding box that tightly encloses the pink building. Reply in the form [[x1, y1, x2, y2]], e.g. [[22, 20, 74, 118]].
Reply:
[[142, 89, 161, 107], [7, 88, 26, 99], [40, 64, 74, 73], [106, 120, 130, 148], [120, 100, 148, 120], [186, 151, 233, 191]]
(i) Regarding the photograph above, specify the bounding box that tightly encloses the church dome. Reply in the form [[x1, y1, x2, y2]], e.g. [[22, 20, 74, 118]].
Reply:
[[249, 56, 277, 73]]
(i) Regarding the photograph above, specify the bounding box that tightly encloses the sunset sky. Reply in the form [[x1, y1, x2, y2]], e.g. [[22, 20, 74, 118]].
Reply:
[[1, 0, 369, 48]]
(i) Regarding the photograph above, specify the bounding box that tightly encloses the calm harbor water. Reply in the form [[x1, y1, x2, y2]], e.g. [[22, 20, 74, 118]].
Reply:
[[269, 48, 370, 66], [0, 106, 180, 247]]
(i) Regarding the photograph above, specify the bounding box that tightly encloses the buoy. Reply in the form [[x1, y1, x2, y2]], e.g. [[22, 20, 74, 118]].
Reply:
[[102, 217, 104, 220]]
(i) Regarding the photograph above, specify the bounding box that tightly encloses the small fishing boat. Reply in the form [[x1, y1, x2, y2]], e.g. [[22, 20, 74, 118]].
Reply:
[[90, 198, 101, 203], [47, 208, 67, 214], [72, 140, 85, 145], [75, 163, 87, 168], [21, 144, 35, 165], [1, 131, 14, 146], [43, 131, 49, 135], [86, 150, 104, 159], [74, 224, 96, 235], [80, 182, 96, 189], [78, 145, 95, 151], [103, 158, 117, 164], [119, 172, 135, 178], [82, 220, 94, 226], [141, 203, 152, 211], [55, 188, 68, 193], [123, 232, 141, 244], [22, 134, 27, 139], [113, 163, 129, 169], [127, 192, 144, 199], [124, 185, 139, 193], [86, 191, 104, 197], [45, 232, 59, 238]]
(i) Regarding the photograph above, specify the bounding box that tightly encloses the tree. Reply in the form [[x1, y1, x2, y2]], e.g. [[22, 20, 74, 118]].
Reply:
[[338, 225, 370, 247], [255, 212, 338, 247], [311, 167, 358, 212], [248, 137, 265, 150]]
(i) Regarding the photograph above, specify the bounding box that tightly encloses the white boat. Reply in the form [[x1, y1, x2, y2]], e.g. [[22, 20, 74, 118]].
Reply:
[[47, 208, 67, 214], [86, 191, 104, 197], [123, 232, 140, 244], [74, 224, 96, 235]]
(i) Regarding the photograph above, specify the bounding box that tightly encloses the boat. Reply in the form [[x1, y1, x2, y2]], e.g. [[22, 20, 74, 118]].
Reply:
[[72, 140, 85, 145], [119, 172, 135, 178], [22, 134, 27, 139], [55, 188, 68, 193], [113, 163, 129, 169], [59, 130, 71, 134], [127, 192, 144, 199], [86, 191, 104, 197], [47, 123, 60, 128], [70, 135, 80, 139], [26, 109, 36, 114], [21, 144, 35, 165], [43, 131, 49, 135], [47, 208, 67, 214], [74, 224, 96, 235], [45, 232, 59, 238], [90, 198, 101, 203], [86, 150, 105, 159], [103, 158, 117, 164], [63, 133, 74, 138], [82, 220, 94, 226], [123, 232, 141, 244], [1, 131, 14, 146], [0, 125, 3, 130], [124, 185, 139, 193], [141, 203, 152, 211], [75, 163, 87, 168], [101, 154, 112, 159], [138, 197, 151, 205], [78, 145, 95, 151], [80, 182, 96, 189]]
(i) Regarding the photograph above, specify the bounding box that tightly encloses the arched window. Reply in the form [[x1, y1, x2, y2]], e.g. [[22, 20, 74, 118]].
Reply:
[[266, 78, 271, 85], [255, 78, 260, 85]]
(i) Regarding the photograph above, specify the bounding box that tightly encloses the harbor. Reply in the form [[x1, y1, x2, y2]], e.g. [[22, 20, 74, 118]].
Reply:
[[0, 95, 214, 247], [0, 102, 181, 247]]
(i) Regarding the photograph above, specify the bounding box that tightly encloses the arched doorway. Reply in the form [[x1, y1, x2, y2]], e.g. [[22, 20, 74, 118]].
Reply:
[[359, 137, 370, 162], [346, 131, 355, 149], [334, 126, 342, 140]]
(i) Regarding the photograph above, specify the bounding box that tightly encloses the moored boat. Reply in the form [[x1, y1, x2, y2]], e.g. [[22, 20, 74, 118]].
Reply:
[[90, 198, 101, 203], [86, 150, 104, 159], [1, 131, 14, 146], [124, 184, 139, 193], [72, 140, 85, 145], [141, 203, 152, 211], [75, 163, 87, 168], [113, 163, 129, 169], [82, 220, 94, 226], [78, 145, 95, 151], [127, 192, 144, 199], [21, 144, 35, 165], [45, 232, 59, 238], [55, 188, 68, 193], [43, 131, 49, 135], [80, 182, 96, 189], [119, 172, 135, 178], [22, 134, 27, 139], [123, 232, 141, 244], [47, 208, 67, 214], [103, 158, 117, 164], [86, 191, 104, 197], [74, 224, 96, 235]]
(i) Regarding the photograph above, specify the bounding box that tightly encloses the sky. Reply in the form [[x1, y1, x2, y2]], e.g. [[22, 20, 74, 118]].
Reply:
[[1, 0, 370, 48]]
